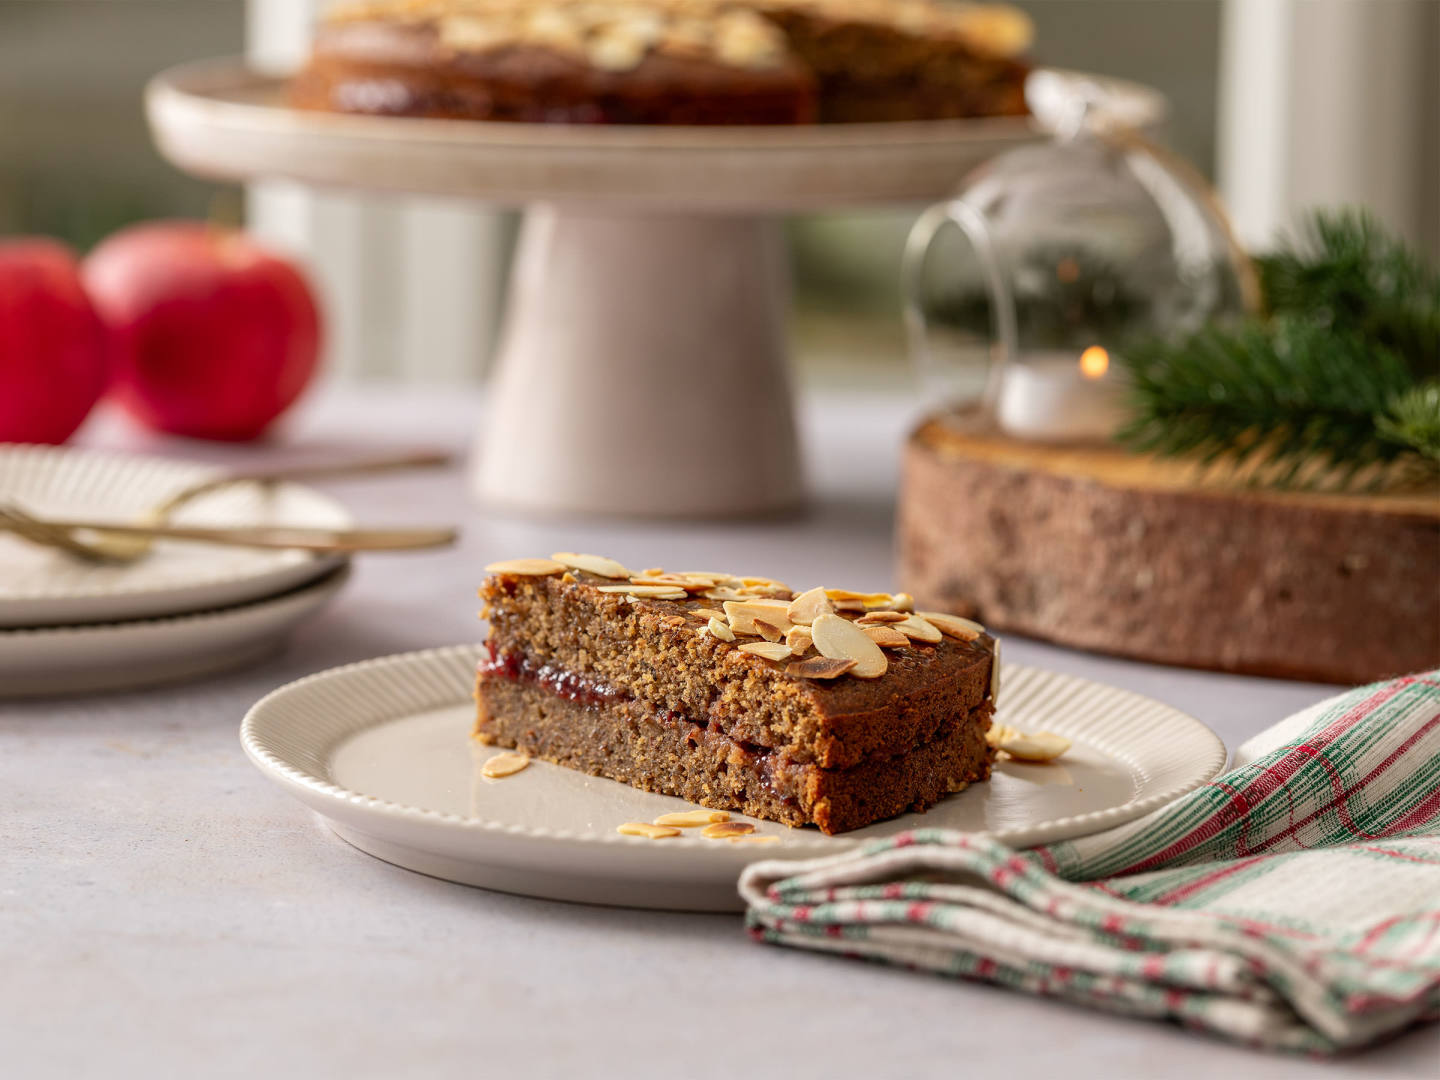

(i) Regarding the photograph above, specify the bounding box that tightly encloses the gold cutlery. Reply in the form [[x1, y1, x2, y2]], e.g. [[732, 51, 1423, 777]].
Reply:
[[0, 502, 456, 561], [5, 449, 452, 563]]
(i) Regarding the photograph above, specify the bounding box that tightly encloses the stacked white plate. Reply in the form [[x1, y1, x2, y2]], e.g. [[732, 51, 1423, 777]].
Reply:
[[0, 444, 352, 697]]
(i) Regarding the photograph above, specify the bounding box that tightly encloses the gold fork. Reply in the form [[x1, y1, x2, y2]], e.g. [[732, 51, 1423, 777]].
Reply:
[[7, 449, 452, 563], [0, 501, 457, 561]]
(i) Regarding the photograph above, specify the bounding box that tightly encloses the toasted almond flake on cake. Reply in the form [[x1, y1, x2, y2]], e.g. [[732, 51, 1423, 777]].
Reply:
[[892, 614, 942, 644], [701, 821, 756, 839], [872, 592, 916, 612], [999, 731, 1070, 763], [654, 809, 730, 827], [480, 751, 530, 778], [738, 641, 793, 662], [596, 584, 688, 600], [692, 607, 725, 620], [552, 551, 631, 579], [784, 625, 814, 654], [991, 637, 1003, 707], [739, 576, 789, 590], [811, 613, 888, 678], [786, 656, 856, 679], [485, 557, 566, 576], [825, 589, 894, 606], [707, 616, 736, 642], [617, 822, 681, 839], [753, 619, 785, 642], [786, 585, 834, 626], [723, 599, 794, 637], [855, 610, 908, 624], [862, 624, 911, 648], [919, 611, 985, 641], [702, 586, 748, 602]]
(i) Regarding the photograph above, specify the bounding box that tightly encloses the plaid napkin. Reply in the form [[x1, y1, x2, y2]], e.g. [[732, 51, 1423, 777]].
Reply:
[[741, 673, 1440, 1053]]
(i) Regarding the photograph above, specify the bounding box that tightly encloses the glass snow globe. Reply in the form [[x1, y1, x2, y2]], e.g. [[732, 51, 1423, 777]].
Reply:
[[904, 86, 1258, 443]]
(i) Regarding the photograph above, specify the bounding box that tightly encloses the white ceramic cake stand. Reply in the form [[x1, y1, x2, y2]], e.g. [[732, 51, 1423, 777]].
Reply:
[[146, 60, 1163, 516]]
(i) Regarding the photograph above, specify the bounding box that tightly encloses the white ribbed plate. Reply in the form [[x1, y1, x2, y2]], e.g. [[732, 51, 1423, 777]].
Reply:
[[0, 563, 348, 698], [0, 444, 351, 627], [242, 644, 1226, 912]]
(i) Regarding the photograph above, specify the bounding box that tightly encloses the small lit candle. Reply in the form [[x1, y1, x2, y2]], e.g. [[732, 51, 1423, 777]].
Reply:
[[995, 345, 1127, 442]]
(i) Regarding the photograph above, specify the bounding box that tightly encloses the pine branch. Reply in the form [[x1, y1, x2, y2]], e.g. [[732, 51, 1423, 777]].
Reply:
[[1116, 208, 1440, 489], [1118, 318, 1418, 487], [1377, 381, 1440, 464], [1256, 209, 1440, 379]]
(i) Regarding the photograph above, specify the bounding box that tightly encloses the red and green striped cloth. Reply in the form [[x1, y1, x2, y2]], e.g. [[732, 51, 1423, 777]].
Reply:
[[740, 672, 1440, 1052]]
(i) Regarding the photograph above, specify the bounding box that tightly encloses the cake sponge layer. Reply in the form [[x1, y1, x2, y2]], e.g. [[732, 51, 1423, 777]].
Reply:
[[475, 673, 995, 834]]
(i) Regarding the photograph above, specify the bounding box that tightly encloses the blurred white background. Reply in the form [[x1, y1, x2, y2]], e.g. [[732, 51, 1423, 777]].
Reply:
[[2, 0, 1436, 384]]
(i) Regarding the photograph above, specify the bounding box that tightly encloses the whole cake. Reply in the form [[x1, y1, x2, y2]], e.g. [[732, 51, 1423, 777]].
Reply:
[[474, 554, 999, 834], [292, 0, 1033, 125]]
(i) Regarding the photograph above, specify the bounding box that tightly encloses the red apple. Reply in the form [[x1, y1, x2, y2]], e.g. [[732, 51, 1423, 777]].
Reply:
[[84, 222, 322, 441], [0, 239, 109, 444]]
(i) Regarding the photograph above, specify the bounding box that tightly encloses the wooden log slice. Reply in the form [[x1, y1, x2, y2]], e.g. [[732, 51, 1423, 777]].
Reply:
[[898, 414, 1440, 685]]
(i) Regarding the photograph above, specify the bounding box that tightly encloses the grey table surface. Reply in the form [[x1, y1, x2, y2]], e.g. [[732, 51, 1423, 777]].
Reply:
[[4, 385, 1436, 1080]]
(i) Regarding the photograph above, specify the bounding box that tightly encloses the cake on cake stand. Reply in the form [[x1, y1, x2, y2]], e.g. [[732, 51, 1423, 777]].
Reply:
[[146, 61, 1164, 516]]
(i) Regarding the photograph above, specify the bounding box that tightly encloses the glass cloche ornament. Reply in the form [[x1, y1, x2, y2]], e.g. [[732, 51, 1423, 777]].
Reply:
[[903, 97, 1258, 443]]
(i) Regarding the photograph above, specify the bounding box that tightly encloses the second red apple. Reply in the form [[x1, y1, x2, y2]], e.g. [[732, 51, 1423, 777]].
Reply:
[[84, 222, 323, 441]]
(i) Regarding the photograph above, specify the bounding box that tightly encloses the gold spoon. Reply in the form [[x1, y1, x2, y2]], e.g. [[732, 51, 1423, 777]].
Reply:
[[0, 502, 456, 561], [35, 450, 452, 563]]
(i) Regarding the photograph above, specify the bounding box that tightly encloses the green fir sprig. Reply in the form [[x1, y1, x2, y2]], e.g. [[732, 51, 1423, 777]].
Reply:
[[1118, 209, 1440, 489]]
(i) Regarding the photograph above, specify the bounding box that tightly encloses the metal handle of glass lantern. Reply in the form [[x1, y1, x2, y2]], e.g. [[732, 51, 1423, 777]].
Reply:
[[901, 196, 1019, 414]]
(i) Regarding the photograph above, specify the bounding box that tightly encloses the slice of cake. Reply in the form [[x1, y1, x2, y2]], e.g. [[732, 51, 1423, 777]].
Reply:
[[474, 554, 998, 834]]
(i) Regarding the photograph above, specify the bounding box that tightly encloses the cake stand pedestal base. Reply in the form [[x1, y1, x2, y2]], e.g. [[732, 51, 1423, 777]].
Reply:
[[472, 207, 801, 517]]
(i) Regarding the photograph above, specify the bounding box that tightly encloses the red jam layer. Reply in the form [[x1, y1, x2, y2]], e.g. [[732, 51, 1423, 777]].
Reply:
[[477, 642, 620, 708]]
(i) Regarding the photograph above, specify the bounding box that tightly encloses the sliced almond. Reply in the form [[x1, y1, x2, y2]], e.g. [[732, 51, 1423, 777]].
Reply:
[[990, 637, 1003, 707], [784, 625, 814, 655], [893, 615, 942, 644], [551, 552, 631, 579], [999, 731, 1071, 763], [753, 619, 784, 643], [825, 589, 901, 610], [654, 809, 730, 827], [480, 751, 530, 779], [692, 607, 726, 620], [701, 821, 755, 839], [919, 611, 986, 641], [855, 610, 907, 624], [727, 835, 780, 845], [810, 613, 888, 678], [786, 585, 834, 626], [631, 575, 711, 592], [707, 616, 736, 642], [739, 576, 789, 590], [617, 822, 681, 839], [862, 624, 911, 648], [986, 722, 1019, 748], [873, 592, 915, 613], [638, 567, 665, 576], [738, 641, 793, 662], [723, 599, 794, 637], [596, 584, 688, 600], [702, 587, 748, 602], [786, 656, 857, 679], [485, 558, 565, 576]]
